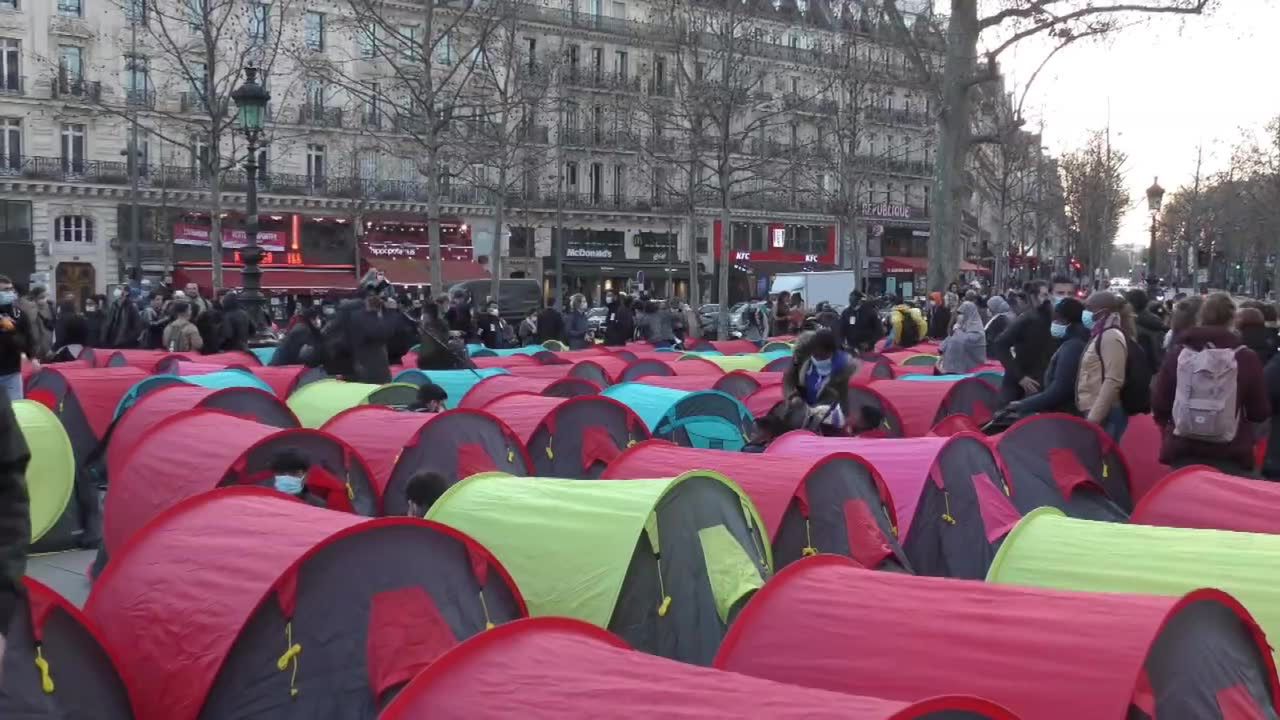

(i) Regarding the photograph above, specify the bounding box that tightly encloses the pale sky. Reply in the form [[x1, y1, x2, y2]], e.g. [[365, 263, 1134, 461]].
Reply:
[[999, 1, 1280, 250]]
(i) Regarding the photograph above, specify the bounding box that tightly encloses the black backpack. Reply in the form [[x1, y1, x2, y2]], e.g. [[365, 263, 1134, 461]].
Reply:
[[1095, 329, 1152, 415]]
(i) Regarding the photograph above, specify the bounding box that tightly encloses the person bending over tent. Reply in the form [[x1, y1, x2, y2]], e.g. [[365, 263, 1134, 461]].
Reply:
[[408, 383, 448, 413], [742, 415, 787, 453], [781, 329, 855, 434], [269, 449, 327, 508], [404, 470, 449, 517]]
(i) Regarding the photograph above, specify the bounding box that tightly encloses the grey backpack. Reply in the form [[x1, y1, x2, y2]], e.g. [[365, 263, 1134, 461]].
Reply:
[[1171, 344, 1243, 443]]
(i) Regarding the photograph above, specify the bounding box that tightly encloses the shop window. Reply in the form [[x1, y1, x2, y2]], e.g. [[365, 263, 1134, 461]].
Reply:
[[55, 215, 93, 243]]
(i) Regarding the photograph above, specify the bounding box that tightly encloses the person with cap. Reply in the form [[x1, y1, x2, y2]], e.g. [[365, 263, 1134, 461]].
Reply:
[[1075, 291, 1135, 441]]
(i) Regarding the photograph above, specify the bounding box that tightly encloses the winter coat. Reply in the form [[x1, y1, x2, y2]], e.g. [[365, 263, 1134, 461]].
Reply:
[[646, 309, 677, 345], [346, 306, 397, 384], [0, 303, 32, 375], [0, 385, 30, 636], [1240, 325, 1278, 368], [1076, 327, 1128, 424], [603, 302, 633, 346], [781, 333, 855, 417], [1152, 326, 1270, 470], [535, 307, 565, 345], [102, 298, 143, 349], [162, 318, 204, 353], [886, 306, 927, 349], [565, 310, 589, 350], [270, 322, 320, 366], [993, 302, 1053, 385], [1133, 309, 1167, 374], [1016, 323, 1089, 415], [1263, 352, 1280, 479], [839, 301, 881, 352], [939, 328, 986, 374], [926, 305, 951, 340]]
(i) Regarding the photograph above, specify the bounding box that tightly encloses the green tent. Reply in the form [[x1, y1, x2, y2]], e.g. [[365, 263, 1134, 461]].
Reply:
[[427, 471, 772, 666], [15, 400, 76, 543], [698, 354, 772, 372], [988, 507, 1280, 663], [286, 379, 420, 428], [760, 341, 793, 353], [392, 368, 508, 409]]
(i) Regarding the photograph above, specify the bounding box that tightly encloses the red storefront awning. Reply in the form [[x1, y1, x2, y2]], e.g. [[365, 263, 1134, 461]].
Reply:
[[361, 255, 490, 287], [883, 256, 929, 273], [174, 264, 358, 293], [960, 260, 991, 274]]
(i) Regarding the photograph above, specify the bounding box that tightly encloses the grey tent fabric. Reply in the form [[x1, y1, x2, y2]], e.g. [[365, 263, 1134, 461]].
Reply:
[[996, 414, 1134, 515]]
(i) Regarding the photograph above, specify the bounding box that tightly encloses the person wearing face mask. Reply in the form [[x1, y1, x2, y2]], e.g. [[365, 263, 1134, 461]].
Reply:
[[270, 306, 323, 366], [602, 292, 633, 347], [479, 301, 507, 349], [344, 277, 397, 383], [781, 329, 855, 434], [518, 307, 538, 347], [268, 450, 326, 507], [565, 294, 590, 349], [1075, 291, 1139, 441], [992, 280, 1054, 406], [0, 276, 36, 401], [1006, 298, 1088, 417], [100, 285, 143, 348]]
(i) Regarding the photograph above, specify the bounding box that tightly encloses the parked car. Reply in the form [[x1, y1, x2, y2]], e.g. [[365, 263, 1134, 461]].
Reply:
[[586, 307, 608, 335]]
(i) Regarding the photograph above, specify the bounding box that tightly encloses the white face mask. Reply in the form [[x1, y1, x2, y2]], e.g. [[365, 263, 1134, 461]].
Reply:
[[112, 288, 124, 300]]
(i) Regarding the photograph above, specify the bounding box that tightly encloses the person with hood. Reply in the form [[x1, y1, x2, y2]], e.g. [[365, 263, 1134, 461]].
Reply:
[[938, 300, 986, 374], [517, 307, 538, 346], [101, 286, 143, 349], [781, 328, 856, 433], [1075, 291, 1134, 442], [993, 280, 1053, 405], [478, 300, 507, 349], [1237, 307, 1277, 367], [565, 294, 590, 350], [1154, 292, 1269, 475], [1126, 288, 1166, 375], [840, 291, 881, 353], [885, 300, 927, 350], [343, 279, 399, 384], [925, 291, 951, 340], [270, 306, 322, 366], [983, 295, 1015, 358], [218, 292, 253, 353], [535, 301, 566, 345], [161, 301, 203, 353], [1008, 298, 1089, 417], [446, 291, 474, 340], [416, 301, 469, 370], [603, 292, 633, 346], [645, 299, 678, 349]]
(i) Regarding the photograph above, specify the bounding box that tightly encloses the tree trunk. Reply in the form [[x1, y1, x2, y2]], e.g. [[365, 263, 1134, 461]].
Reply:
[[209, 175, 224, 291], [490, 170, 506, 303], [717, 201, 731, 339], [928, 0, 979, 293], [687, 210, 700, 305], [426, 146, 443, 293]]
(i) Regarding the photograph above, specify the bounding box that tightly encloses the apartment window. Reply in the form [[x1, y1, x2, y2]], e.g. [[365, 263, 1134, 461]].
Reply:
[[55, 216, 93, 243], [612, 164, 623, 204], [562, 100, 579, 132], [0, 39, 18, 93], [304, 11, 324, 50], [885, 183, 894, 204], [189, 61, 207, 98], [60, 123, 85, 173], [0, 0, 14, 10], [654, 57, 666, 93], [358, 153, 377, 182], [591, 106, 603, 143], [652, 166, 667, 202], [614, 50, 627, 79], [255, 148, 267, 175], [58, 0, 83, 17], [358, 23, 377, 59], [591, 47, 603, 81], [564, 161, 578, 191], [192, 136, 211, 178], [0, 118, 19, 168], [790, 76, 798, 94], [126, 0, 147, 24], [187, 0, 206, 29], [567, 44, 579, 74], [305, 78, 326, 109], [363, 81, 380, 126], [611, 1, 625, 18], [588, 0, 600, 15], [306, 144, 325, 184], [58, 46, 83, 81], [590, 162, 602, 204], [398, 25, 420, 62], [248, 3, 269, 41], [525, 37, 536, 69], [434, 31, 454, 65], [124, 55, 149, 105]]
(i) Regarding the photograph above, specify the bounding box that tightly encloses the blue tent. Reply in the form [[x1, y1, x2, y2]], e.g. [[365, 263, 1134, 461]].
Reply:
[[392, 368, 510, 409], [485, 346, 546, 357], [113, 369, 273, 419], [466, 343, 487, 356], [250, 347, 276, 365], [901, 371, 1004, 385], [602, 383, 753, 451]]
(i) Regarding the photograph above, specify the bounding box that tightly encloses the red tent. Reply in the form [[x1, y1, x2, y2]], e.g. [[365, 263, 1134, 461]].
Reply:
[[106, 385, 298, 486], [482, 394, 648, 478], [707, 339, 761, 355], [670, 356, 725, 375], [633, 374, 721, 392], [25, 366, 149, 443], [459, 373, 593, 409], [95, 349, 171, 370], [744, 385, 785, 418], [380, 617, 1016, 720], [605, 441, 904, 570], [1131, 465, 1280, 534], [767, 432, 1018, 579], [87, 488, 526, 720], [105, 409, 376, 552], [713, 370, 783, 400], [489, 364, 577, 380], [321, 406, 529, 513], [715, 556, 1279, 720], [471, 354, 542, 369], [247, 365, 328, 398], [847, 378, 997, 437], [617, 358, 676, 382], [568, 356, 632, 386], [1121, 414, 1172, 502]]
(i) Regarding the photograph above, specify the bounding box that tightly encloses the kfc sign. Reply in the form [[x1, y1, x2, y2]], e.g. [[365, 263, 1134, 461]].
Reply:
[[735, 251, 751, 261], [804, 254, 819, 262]]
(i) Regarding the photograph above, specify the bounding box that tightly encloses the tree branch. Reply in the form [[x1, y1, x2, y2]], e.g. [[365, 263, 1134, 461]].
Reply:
[[987, 1, 1208, 59]]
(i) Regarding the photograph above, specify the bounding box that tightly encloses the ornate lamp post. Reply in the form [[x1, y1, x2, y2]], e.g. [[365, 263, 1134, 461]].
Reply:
[[1145, 177, 1164, 287], [230, 66, 271, 332]]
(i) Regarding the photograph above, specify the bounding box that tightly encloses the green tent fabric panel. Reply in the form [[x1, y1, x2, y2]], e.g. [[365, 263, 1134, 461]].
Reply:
[[393, 368, 509, 409], [703, 355, 770, 372], [14, 400, 75, 542], [286, 379, 381, 428], [427, 472, 678, 627], [602, 384, 689, 431], [988, 507, 1280, 664], [186, 369, 274, 394], [697, 524, 765, 623]]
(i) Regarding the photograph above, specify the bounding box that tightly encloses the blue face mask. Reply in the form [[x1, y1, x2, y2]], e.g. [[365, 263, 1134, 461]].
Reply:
[[811, 357, 833, 374], [1081, 310, 1095, 329], [1050, 322, 1068, 339], [273, 474, 304, 496], [0, 291, 14, 306]]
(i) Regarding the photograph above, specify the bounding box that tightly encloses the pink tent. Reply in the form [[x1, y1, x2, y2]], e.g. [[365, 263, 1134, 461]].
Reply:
[[1121, 414, 1172, 502], [632, 375, 721, 392], [768, 432, 1018, 578], [847, 378, 997, 437], [482, 393, 647, 478], [459, 373, 596, 409], [1131, 465, 1280, 534]]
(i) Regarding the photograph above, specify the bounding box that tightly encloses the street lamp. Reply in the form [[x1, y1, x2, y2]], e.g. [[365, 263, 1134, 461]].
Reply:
[[1145, 177, 1164, 287], [230, 66, 271, 334]]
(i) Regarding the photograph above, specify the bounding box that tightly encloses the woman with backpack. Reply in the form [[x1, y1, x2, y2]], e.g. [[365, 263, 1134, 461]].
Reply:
[[1075, 291, 1135, 442], [1152, 293, 1270, 476]]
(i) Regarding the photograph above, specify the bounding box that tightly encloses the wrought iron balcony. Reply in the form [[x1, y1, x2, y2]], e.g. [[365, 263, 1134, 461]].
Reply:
[[51, 74, 100, 102], [125, 87, 155, 109], [865, 106, 932, 127], [298, 105, 343, 129]]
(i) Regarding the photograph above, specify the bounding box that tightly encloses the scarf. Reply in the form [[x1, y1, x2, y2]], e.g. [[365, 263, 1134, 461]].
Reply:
[[1090, 309, 1123, 338]]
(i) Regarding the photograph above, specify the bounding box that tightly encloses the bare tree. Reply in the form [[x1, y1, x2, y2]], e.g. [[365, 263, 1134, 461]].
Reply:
[[1060, 129, 1130, 284], [74, 0, 305, 289], [881, 0, 1209, 292]]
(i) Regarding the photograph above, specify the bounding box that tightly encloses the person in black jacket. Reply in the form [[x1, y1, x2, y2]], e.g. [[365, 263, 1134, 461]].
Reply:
[[603, 292, 634, 346], [839, 291, 881, 353], [271, 307, 325, 367], [345, 284, 398, 383], [1126, 288, 1166, 375], [1007, 298, 1088, 417], [983, 295, 1014, 359], [993, 280, 1054, 406], [0, 374, 31, 658], [218, 293, 253, 353], [445, 292, 474, 340], [1262, 350, 1280, 480], [535, 303, 565, 345]]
